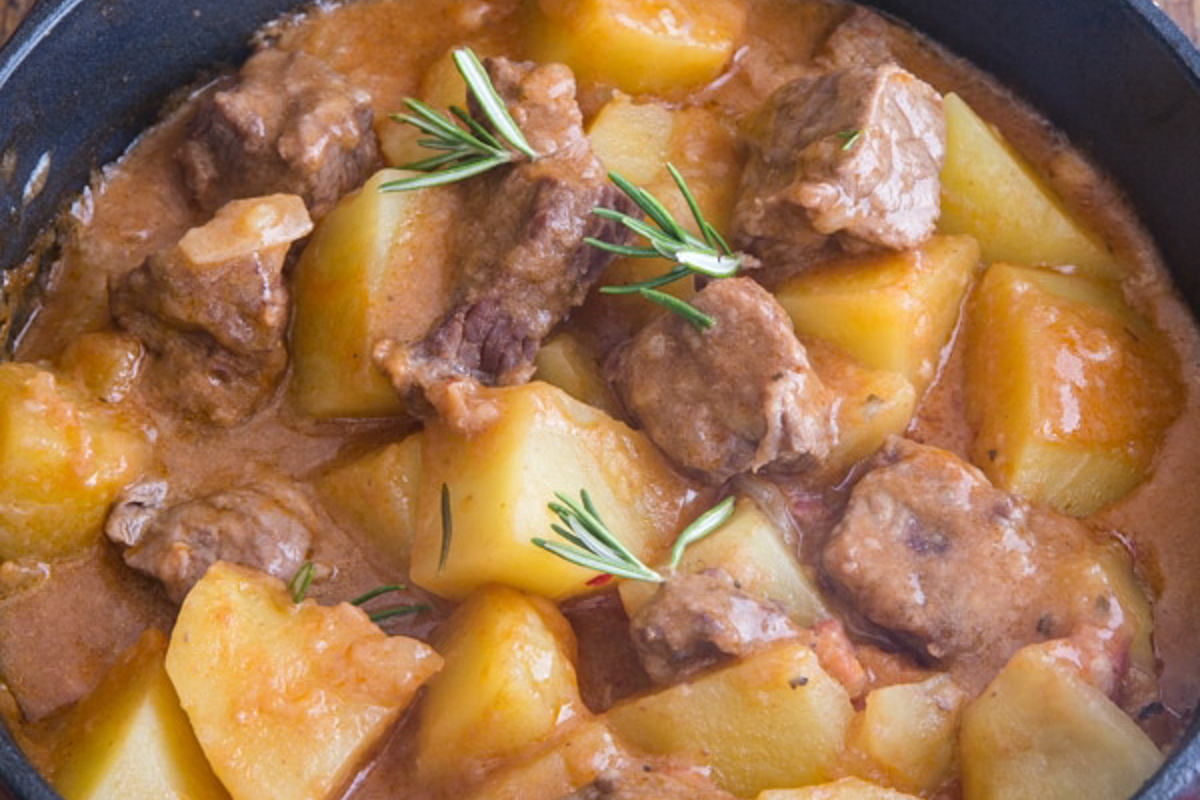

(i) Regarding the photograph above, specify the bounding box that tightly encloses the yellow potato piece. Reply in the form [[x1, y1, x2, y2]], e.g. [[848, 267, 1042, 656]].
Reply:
[[939, 93, 1123, 279], [620, 497, 830, 627], [416, 585, 585, 786], [380, 47, 469, 167], [529, 0, 747, 95], [289, 170, 457, 417], [533, 331, 620, 416], [758, 777, 922, 800], [960, 643, 1164, 800], [314, 433, 423, 577], [54, 331, 144, 404], [774, 235, 979, 393], [166, 562, 442, 800], [51, 630, 229, 800], [411, 382, 697, 601], [847, 675, 966, 795], [0, 362, 150, 561], [607, 642, 853, 796], [965, 263, 1182, 516]]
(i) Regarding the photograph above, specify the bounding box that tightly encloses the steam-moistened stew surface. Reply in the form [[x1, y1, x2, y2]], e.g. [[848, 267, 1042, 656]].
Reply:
[[3, 1, 1200, 799]]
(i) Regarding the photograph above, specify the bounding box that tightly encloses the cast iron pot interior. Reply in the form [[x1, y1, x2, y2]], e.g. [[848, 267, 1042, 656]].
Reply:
[[1, 0, 1200, 797]]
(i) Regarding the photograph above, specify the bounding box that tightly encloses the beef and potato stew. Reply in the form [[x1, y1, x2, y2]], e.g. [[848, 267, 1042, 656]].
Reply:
[[2, 1, 1199, 799]]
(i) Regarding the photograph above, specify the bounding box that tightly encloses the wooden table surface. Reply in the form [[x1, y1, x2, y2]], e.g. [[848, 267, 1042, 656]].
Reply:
[[3, 0, 1197, 47]]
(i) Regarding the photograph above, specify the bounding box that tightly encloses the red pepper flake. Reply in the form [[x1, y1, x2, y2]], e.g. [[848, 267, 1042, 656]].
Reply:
[[587, 574, 614, 587]]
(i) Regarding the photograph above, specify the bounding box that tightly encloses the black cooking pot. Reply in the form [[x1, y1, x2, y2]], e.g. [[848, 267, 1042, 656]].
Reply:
[[1, 0, 1199, 798]]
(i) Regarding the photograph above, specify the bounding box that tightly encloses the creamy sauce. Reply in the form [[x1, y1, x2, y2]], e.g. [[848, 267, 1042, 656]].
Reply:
[[4, 0, 1200, 796]]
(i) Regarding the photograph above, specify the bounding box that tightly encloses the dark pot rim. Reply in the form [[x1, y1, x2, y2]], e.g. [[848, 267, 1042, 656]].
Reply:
[[2, 0, 1200, 798]]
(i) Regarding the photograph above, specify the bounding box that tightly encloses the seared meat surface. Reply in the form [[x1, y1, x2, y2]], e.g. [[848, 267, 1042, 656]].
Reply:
[[179, 49, 380, 218], [110, 195, 311, 425], [375, 58, 635, 431], [822, 437, 1147, 692], [105, 479, 315, 603], [608, 277, 836, 483], [630, 570, 799, 685], [733, 64, 944, 275]]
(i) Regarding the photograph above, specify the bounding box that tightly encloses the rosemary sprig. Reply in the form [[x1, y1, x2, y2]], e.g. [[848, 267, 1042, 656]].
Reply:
[[438, 483, 452, 573], [837, 129, 862, 151], [590, 165, 742, 329], [379, 48, 537, 192], [288, 561, 316, 603], [351, 584, 430, 624], [533, 492, 735, 583]]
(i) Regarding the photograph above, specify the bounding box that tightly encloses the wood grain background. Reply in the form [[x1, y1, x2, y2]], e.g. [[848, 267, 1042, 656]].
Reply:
[[4, 0, 1200, 47]]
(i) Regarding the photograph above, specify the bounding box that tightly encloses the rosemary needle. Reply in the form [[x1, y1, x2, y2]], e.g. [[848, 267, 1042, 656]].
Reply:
[[439, 482, 452, 573], [288, 561, 316, 603], [380, 47, 538, 192]]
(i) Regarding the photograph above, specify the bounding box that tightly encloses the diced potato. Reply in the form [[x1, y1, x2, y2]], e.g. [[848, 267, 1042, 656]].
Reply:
[[607, 642, 853, 796], [380, 48, 469, 167], [0, 362, 151, 561], [166, 562, 442, 800], [459, 720, 628, 800], [177, 194, 312, 265], [847, 675, 966, 796], [289, 170, 457, 417], [528, 0, 747, 96], [758, 777, 922, 800], [55, 331, 144, 404], [960, 642, 1164, 800], [587, 94, 674, 185], [774, 235, 979, 392], [416, 585, 585, 786], [411, 382, 697, 600], [620, 497, 830, 627], [807, 342, 917, 475], [51, 630, 229, 800], [965, 263, 1183, 516], [533, 332, 620, 416], [314, 433, 423, 577], [939, 93, 1123, 280]]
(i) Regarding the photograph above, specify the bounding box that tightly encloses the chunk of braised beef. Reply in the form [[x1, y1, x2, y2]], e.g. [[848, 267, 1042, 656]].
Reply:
[[630, 569, 800, 685], [817, 6, 900, 71], [821, 436, 1143, 693], [105, 479, 315, 603], [732, 64, 945, 277], [179, 49, 380, 218], [374, 57, 635, 432], [110, 194, 311, 425], [607, 277, 836, 483]]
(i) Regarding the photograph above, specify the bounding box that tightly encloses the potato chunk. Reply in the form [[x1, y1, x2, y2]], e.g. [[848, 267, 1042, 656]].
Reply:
[[289, 170, 457, 417], [965, 263, 1182, 516], [314, 433, 423, 577], [411, 382, 697, 600], [607, 642, 853, 796], [758, 777, 922, 800], [51, 630, 229, 800], [846, 675, 966, 796], [166, 562, 442, 800], [960, 642, 1164, 800], [774, 235, 979, 392], [380, 47, 468, 167], [529, 0, 747, 95], [416, 585, 585, 787], [807, 342, 917, 476], [0, 362, 150, 560], [620, 497, 829, 627], [939, 93, 1122, 279], [533, 331, 620, 416], [55, 331, 145, 404]]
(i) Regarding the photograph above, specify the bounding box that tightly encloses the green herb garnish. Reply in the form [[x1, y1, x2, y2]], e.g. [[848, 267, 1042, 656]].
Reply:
[[533, 492, 735, 583], [589, 165, 742, 329], [380, 48, 538, 192], [438, 482, 452, 573], [837, 129, 863, 151], [288, 561, 316, 603], [351, 583, 430, 624]]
